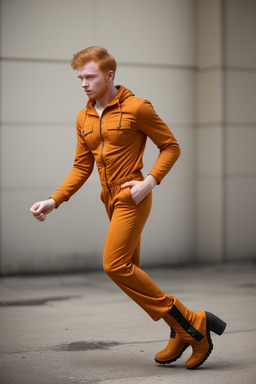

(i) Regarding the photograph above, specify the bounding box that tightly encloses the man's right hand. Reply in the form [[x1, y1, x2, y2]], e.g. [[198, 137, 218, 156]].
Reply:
[[30, 198, 57, 222]]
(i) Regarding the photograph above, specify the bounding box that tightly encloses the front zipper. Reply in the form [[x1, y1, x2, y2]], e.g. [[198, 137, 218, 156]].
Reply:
[[99, 117, 112, 198]]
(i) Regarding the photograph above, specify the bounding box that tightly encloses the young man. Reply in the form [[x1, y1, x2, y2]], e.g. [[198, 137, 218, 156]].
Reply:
[[30, 46, 226, 369]]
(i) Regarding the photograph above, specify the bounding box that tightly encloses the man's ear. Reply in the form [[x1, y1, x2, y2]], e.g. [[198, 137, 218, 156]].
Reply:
[[107, 70, 115, 82]]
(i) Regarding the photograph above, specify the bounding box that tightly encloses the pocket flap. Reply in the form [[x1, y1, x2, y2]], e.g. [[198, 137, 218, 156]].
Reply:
[[107, 120, 134, 131], [81, 124, 93, 136]]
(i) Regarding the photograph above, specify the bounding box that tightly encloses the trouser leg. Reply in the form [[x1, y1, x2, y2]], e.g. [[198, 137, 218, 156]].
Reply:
[[131, 238, 140, 267], [103, 187, 173, 321]]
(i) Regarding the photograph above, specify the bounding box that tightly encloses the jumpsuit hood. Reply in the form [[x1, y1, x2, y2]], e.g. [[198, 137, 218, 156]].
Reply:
[[85, 85, 135, 127], [87, 85, 135, 109]]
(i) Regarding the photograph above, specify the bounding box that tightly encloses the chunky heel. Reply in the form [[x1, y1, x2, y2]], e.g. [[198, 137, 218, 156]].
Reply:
[[205, 311, 227, 335]]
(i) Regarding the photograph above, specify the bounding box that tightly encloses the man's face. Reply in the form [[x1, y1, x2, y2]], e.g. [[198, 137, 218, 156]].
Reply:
[[77, 61, 108, 100]]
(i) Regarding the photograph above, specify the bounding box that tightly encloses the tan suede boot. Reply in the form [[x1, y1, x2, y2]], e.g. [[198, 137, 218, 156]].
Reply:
[[161, 296, 226, 369], [155, 328, 189, 364]]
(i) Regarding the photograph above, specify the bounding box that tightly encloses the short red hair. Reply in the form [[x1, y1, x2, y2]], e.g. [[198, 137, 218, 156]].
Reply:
[[71, 46, 117, 74]]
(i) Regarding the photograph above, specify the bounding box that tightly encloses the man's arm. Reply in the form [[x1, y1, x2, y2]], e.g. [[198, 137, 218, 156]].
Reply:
[[120, 100, 180, 206], [50, 112, 95, 207], [137, 100, 180, 184], [30, 110, 94, 220]]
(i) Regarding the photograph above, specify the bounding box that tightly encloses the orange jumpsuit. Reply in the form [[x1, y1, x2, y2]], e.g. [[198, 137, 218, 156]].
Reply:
[[51, 86, 180, 321]]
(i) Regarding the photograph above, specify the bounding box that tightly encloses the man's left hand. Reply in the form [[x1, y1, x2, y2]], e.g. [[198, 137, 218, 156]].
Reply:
[[121, 175, 157, 205]]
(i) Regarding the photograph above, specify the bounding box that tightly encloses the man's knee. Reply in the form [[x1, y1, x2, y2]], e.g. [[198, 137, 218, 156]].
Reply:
[[103, 259, 113, 276], [103, 256, 127, 279], [103, 257, 133, 280], [103, 254, 119, 278]]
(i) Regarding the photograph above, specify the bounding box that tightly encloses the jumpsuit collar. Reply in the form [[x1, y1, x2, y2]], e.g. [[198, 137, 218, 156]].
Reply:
[[85, 85, 134, 119], [86, 85, 134, 115]]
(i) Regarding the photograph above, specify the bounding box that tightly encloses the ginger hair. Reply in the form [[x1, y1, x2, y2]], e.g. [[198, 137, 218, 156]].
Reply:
[[71, 46, 117, 74]]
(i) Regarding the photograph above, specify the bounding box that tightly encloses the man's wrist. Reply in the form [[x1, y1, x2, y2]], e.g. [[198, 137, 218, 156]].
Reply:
[[144, 175, 157, 192], [49, 197, 57, 208]]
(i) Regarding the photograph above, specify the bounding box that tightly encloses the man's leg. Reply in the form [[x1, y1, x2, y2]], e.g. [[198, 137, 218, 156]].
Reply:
[[131, 238, 140, 267], [103, 187, 173, 321]]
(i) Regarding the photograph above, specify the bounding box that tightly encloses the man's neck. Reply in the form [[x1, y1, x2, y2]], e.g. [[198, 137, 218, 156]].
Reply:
[[95, 85, 118, 113]]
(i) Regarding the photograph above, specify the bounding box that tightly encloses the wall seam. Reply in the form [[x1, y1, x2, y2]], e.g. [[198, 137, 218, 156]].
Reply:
[[197, 122, 256, 128], [0, 57, 197, 71], [194, 0, 199, 263], [2, 56, 255, 73], [198, 66, 256, 72], [221, 0, 228, 262], [0, 31, 2, 273]]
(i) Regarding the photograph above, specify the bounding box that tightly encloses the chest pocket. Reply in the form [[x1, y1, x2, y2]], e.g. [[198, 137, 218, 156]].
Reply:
[[107, 121, 136, 146], [81, 124, 93, 137], [81, 124, 98, 150]]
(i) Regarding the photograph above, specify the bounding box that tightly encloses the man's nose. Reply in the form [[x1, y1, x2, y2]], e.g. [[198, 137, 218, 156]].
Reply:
[[82, 79, 88, 87]]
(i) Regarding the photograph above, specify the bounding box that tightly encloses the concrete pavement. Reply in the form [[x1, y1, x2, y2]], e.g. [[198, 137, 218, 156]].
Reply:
[[0, 262, 255, 384]]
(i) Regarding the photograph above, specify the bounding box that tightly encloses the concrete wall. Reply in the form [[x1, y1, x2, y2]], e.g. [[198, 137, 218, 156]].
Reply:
[[196, 0, 256, 262], [0, 0, 255, 274], [224, 0, 256, 260]]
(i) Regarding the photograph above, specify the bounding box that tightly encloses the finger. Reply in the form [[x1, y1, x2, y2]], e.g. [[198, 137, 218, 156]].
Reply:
[[30, 207, 37, 214], [33, 211, 44, 220], [38, 213, 46, 222], [33, 210, 43, 217], [30, 203, 41, 214], [121, 181, 136, 189]]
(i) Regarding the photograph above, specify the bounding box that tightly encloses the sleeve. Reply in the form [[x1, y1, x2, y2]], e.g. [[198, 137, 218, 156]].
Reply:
[[50, 111, 95, 207], [136, 100, 180, 184]]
